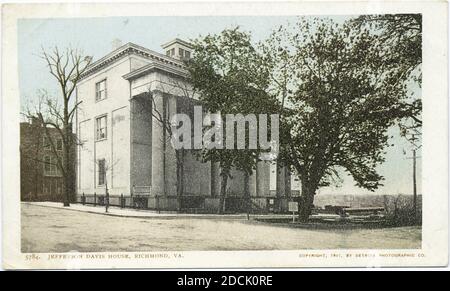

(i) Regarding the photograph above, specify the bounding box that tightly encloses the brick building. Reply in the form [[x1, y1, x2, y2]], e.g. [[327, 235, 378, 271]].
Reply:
[[20, 118, 75, 202]]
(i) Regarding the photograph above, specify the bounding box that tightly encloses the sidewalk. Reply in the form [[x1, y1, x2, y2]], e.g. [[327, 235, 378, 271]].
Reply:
[[24, 202, 282, 220]]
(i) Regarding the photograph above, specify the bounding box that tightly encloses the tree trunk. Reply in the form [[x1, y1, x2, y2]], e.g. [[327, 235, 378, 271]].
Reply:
[[176, 149, 184, 211], [244, 171, 250, 219], [218, 169, 229, 214], [62, 124, 71, 207], [62, 158, 70, 206], [62, 178, 70, 206], [299, 182, 315, 222], [105, 181, 109, 213], [413, 148, 417, 224]]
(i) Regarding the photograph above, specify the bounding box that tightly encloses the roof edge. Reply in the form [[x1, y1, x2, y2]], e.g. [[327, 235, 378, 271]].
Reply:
[[79, 42, 185, 81], [161, 38, 193, 49], [122, 61, 188, 81]]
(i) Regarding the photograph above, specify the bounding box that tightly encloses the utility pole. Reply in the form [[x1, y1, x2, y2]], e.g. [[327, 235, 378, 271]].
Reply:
[[412, 145, 417, 222], [402, 119, 422, 225], [408, 133, 421, 224]]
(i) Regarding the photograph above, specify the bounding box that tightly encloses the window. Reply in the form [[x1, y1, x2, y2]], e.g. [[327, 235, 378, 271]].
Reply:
[[96, 115, 107, 140], [44, 156, 59, 176], [179, 48, 184, 57], [98, 159, 106, 186], [95, 79, 107, 101], [42, 136, 50, 148], [44, 156, 51, 173], [56, 139, 63, 151], [185, 50, 191, 59]]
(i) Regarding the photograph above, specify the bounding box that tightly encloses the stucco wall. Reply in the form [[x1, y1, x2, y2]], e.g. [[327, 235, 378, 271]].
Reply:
[[77, 57, 137, 196], [130, 96, 152, 191], [183, 150, 211, 196]]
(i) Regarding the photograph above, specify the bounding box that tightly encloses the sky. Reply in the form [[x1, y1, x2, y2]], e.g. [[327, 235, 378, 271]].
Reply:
[[17, 16, 422, 196]]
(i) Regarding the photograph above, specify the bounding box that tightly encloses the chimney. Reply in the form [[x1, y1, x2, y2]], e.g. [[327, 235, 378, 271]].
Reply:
[[161, 38, 193, 61], [111, 38, 123, 51]]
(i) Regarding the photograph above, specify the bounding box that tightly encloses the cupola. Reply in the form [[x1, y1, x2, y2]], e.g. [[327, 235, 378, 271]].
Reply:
[[161, 38, 193, 61]]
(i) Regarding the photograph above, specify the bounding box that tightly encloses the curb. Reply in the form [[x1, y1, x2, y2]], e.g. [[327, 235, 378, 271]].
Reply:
[[23, 202, 250, 220]]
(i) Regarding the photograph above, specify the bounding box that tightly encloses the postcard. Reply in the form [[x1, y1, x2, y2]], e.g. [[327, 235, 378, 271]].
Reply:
[[1, 1, 448, 269]]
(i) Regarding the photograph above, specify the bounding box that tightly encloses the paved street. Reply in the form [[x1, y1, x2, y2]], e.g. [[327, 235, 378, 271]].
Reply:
[[22, 203, 421, 252]]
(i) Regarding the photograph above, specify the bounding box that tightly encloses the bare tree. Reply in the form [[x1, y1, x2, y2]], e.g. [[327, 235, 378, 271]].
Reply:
[[24, 47, 91, 206]]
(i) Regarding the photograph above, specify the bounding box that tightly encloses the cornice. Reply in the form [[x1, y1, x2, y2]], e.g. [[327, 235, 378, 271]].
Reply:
[[79, 42, 185, 80], [122, 61, 188, 81]]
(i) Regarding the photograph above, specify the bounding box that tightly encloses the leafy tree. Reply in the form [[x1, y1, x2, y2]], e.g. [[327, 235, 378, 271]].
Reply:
[[353, 14, 423, 222], [352, 14, 421, 87], [352, 14, 422, 136], [187, 28, 277, 213], [267, 18, 418, 221]]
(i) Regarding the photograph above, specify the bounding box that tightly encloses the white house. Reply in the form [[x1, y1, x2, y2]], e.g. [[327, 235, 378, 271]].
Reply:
[[75, 39, 299, 212]]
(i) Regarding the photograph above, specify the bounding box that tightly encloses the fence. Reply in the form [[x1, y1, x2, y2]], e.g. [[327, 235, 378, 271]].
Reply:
[[78, 192, 147, 209], [76, 193, 294, 214]]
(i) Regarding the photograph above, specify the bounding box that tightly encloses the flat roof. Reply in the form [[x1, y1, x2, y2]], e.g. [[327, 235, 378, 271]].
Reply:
[[161, 38, 193, 49]]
